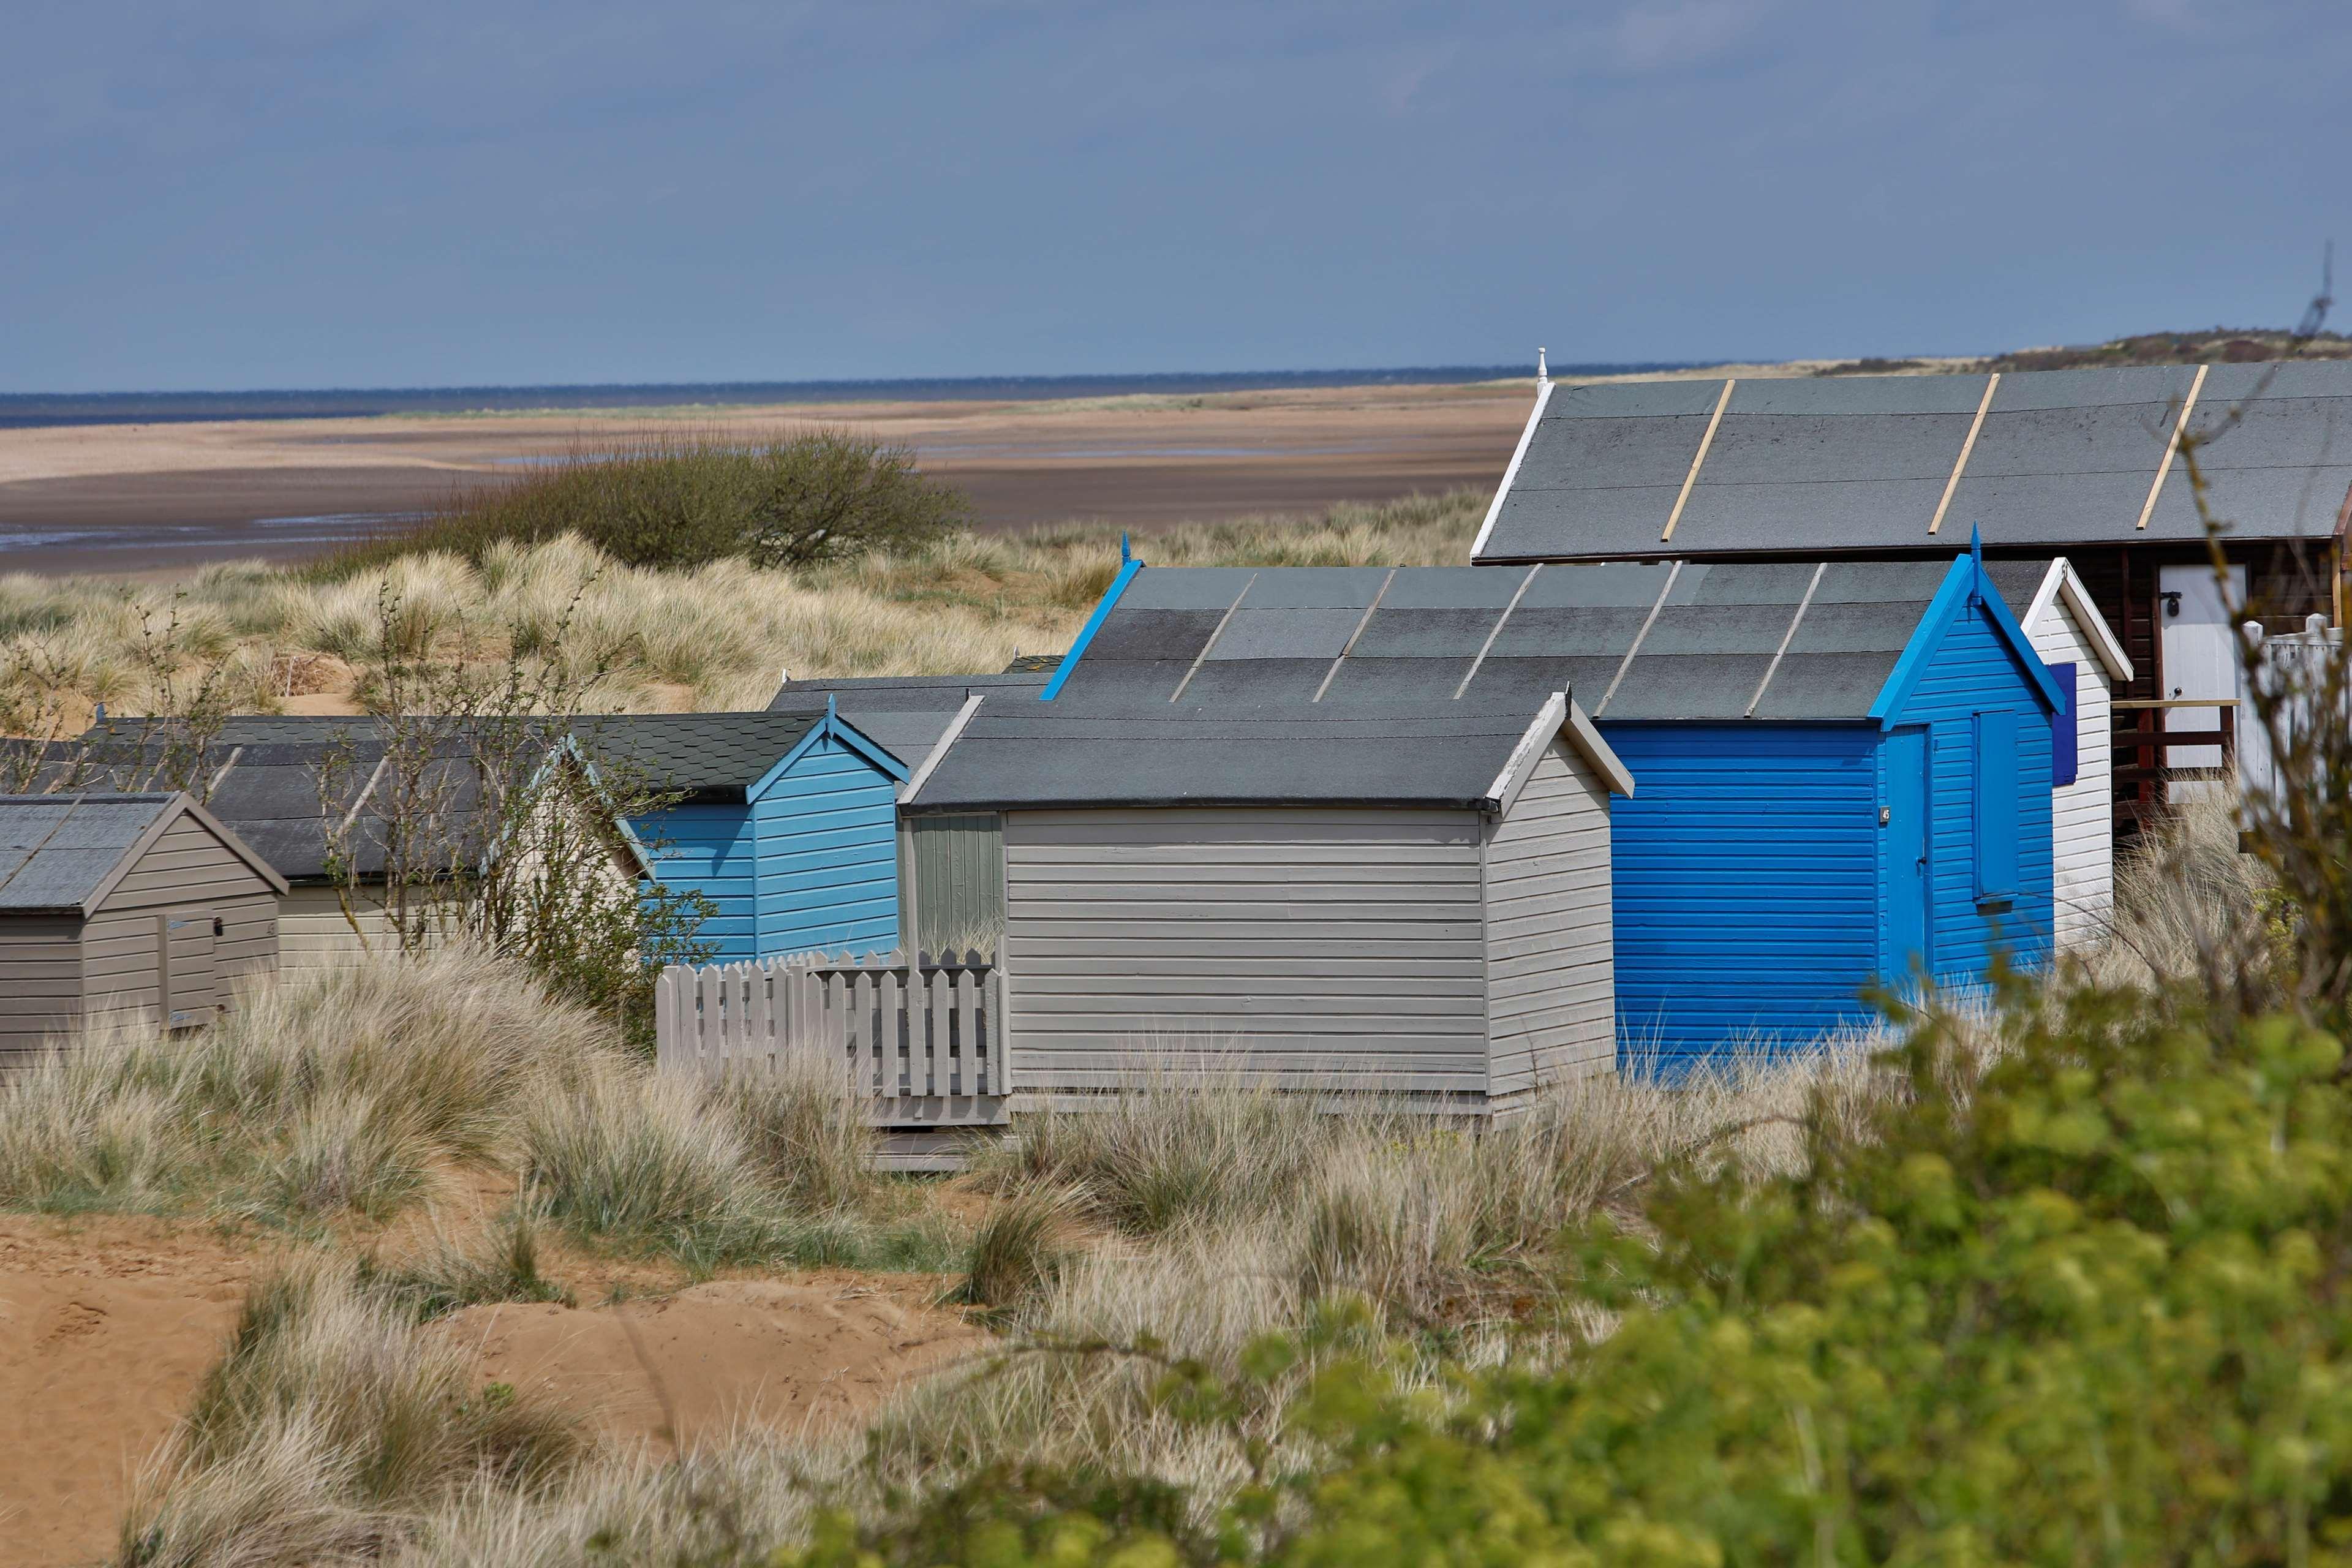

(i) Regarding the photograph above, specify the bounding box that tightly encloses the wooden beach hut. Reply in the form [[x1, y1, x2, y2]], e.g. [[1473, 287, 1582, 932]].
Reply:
[[1469, 361, 2352, 834], [1035, 551, 2061, 1072], [767, 671, 1050, 952], [908, 676, 1634, 1114], [0, 791, 284, 1065], [1988, 557, 2133, 951], [579, 706, 909, 961], [67, 718, 650, 971]]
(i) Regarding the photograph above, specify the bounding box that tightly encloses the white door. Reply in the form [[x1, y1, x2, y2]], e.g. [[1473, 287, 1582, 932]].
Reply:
[[2158, 564, 2247, 795]]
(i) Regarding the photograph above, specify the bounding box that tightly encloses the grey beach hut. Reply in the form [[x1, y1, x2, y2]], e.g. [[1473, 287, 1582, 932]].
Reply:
[[0, 792, 285, 1065], [905, 691, 1634, 1116]]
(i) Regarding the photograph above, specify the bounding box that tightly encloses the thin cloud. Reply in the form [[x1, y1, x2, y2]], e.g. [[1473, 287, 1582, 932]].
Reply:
[[1613, 0, 1771, 71]]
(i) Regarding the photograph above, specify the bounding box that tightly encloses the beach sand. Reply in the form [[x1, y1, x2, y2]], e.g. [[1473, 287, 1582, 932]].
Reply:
[[0, 380, 1542, 574]]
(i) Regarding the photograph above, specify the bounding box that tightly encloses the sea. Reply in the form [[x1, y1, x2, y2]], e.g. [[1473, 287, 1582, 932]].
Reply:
[[0, 364, 1698, 431]]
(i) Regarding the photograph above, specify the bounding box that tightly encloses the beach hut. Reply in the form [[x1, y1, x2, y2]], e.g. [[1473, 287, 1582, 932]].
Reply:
[[1988, 557, 2133, 951], [907, 689, 1633, 1113], [65, 718, 650, 971], [0, 791, 284, 1065], [1035, 549, 2061, 1070], [1469, 361, 2352, 834], [767, 671, 1052, 952], [578, 706, 908, 960]]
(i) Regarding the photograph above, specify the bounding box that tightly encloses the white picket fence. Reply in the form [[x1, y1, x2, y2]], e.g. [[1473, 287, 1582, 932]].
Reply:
[[655, 948, 1008, 1126]]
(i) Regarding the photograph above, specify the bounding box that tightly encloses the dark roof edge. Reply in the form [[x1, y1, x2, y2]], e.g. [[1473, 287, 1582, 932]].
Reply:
[[908, 793, 1502, 813]]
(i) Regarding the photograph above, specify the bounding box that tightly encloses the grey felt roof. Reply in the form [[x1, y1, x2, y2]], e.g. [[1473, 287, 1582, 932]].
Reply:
[[92, 711, 853, 805], [910, 701, 1562, 812], [1476, 363, 2352, 562], [1046, 560, 1959, 723], [766, 673, 1049, 773], [566, 712, 826, 801], [0, 794, 174, 911], [45, 733, 486, 884]]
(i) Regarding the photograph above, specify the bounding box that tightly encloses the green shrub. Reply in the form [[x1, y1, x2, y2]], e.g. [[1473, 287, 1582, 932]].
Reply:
[[322, 431, 965, 576]]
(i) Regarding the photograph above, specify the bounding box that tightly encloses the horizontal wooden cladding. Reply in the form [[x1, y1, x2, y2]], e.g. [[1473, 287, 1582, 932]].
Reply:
[[1485, 741, 1616, 1088], [1005, 806, 1487, 1093], [93, 818, 277, 913]]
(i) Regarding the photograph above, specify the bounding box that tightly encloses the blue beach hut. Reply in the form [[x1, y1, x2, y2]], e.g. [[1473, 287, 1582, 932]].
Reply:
[[575, 706, 908, 961], [1584, 546, 2063, 1067], [1034, 543, 2061, 1072]]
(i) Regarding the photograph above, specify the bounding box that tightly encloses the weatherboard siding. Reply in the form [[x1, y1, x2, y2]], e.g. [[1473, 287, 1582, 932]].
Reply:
[[639, 803, 760, 960], [1483, 740, 1616, 1095], [1001, 808, 1489, 1093], [2024, 601, 2113, 951], [277, 884, 453, 970], [750, 736, 900, 959], [86, 817, 278, 1004], [0, 919, 83, 1063], [1602, 723, 1880, 1066], [1896, 598, 2057, 979], [636, 734, 902, 963]]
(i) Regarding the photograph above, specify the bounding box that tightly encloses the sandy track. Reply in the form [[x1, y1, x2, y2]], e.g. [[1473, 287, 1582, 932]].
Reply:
[[0, 1211, 986, 1568], [0, 1217, 258, 1568], [442, 1280, 986, 1456]]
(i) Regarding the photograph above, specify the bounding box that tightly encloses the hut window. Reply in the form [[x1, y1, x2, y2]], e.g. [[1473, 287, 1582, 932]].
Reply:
[[1973, 710, 2019, 902], [2047, 663, 2078, 788]]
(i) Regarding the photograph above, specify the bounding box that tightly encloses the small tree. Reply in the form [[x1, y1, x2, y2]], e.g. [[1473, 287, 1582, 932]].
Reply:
[[317, 584, 712, 1041]]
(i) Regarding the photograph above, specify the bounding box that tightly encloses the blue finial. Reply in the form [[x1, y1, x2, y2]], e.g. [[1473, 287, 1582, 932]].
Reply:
[[1969, 526, 1983, 606], [825, 692, 837, 723], [1120, 532, 1133, 564]]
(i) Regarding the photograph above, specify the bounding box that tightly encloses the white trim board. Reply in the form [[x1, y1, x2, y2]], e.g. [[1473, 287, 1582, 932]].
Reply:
[[1469, 377, 1553, 561]]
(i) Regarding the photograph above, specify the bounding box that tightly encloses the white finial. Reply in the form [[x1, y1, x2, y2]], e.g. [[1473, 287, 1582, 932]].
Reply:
[[778, 666, 791, 687], [1537, 346, 1549, 383]]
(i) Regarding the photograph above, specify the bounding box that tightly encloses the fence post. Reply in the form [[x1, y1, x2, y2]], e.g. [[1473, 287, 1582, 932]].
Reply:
[[654, 967, 678, 1072], [748, 959, 773, 1076], [986, 955, 1010, 1094]]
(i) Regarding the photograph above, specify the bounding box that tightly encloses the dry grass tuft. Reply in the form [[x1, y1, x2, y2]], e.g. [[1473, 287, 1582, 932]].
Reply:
[[119, 1257, 586, 1567], [0, 944, 619, 1224]]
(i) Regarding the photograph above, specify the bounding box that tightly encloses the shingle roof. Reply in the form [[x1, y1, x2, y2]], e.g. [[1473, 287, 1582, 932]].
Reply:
[[566, 712, 824, 801], [910, 700, 1569, 812], [1474, 363, 2352, 562], [1047, 560, 1960, 722], [45, 733, 484, 883], [765, 673, 1048, 774], [0, 793, 174, 911]]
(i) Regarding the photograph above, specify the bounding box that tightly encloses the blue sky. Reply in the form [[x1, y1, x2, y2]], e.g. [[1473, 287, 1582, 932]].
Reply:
[[4, 1, 2346, 390]]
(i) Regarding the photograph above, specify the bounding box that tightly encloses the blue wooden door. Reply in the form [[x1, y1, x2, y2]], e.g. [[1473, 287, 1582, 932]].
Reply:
[[1882, 726, 1932, 983]]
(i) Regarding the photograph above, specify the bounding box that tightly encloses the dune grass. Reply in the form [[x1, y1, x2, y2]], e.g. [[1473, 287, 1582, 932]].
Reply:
[[0, 489, 1488, 728], [0, 946, 611, 1225], [101, 790, 2267, 1561], [0, 945, 950, 1279], [118, 1257, 587, 1568]]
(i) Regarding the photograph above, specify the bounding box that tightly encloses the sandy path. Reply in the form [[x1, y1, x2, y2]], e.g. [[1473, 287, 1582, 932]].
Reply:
[[440, 1280, 986, 1455], [0, 1217, 258, 1568], [0, 1203, 985, 1568]]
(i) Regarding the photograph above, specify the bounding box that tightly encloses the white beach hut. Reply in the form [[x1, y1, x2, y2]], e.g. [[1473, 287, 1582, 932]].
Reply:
[[1991, 557, 2133, 952]]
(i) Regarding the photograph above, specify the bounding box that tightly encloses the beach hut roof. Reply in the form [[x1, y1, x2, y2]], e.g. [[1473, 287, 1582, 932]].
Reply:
[[1469, 362, 2352, 563], [1983, 557, 2135, 682], [765, 672, 1051, 776], [910, 691, 1630, 813], [1035, 556, 2051, 725], [569, 710, 908, 802], [0, 791, 284, 913], [57, 717, 643, 882]]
